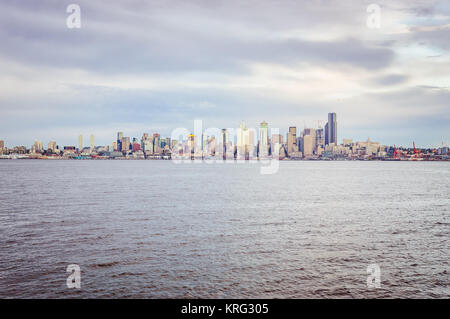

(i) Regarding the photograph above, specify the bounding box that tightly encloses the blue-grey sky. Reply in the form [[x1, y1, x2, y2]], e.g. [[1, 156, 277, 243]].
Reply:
[[0, 0, 449, 148]]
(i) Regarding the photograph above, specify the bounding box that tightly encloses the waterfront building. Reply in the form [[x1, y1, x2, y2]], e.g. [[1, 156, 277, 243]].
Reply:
[[303, 128, 316, 157], [237, 122, 254, 158], [315, 128, 324, 153], [117, 132, 123, 151], [90, 134, 95, 151], [31, 140, 43, 154], [121, 137, 130, 153], [48, 141, 57, 153], [259, 121, 269, 157], [326, 113, 337, 145], [78, 135, 83, 152], [287, 126, 298, 156]]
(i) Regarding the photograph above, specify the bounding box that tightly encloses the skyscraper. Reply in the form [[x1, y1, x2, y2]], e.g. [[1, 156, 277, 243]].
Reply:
[[324, 122, 329, 146], [221, 129, 229, 158], [259, 121, 268, 157], [90, 134, 95, 151], [78, 134, 83, 152], [153, 133, 161, 153], [31, 140, 43, 154], [117, 132, 123, 151], [48, 141, 57, 153], [287, 126, 297, 155], [0, 140, 4, 149], [121, 137, 130, 152], [327, 113, 337, 145], [302, 128, 316, 157], [315, 128, 324, 155], [237, 122, 255, 159]]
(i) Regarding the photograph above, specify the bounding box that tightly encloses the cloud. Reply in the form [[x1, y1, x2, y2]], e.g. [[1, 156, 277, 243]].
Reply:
[[0, 0, 449, 147]]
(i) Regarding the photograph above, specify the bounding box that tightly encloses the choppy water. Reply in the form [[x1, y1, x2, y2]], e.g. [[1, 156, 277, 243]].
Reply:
[[0, 160, 448, 298]]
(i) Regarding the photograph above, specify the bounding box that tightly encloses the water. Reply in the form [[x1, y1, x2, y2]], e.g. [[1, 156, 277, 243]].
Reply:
[[0, 160, 448, 298]]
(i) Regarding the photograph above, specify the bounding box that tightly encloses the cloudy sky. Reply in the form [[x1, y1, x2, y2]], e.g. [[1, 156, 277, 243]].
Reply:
[[0, 0, 449, 148]]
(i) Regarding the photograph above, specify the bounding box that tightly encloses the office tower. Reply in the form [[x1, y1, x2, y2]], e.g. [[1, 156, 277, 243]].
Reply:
[[202, 134, 208, 154], [32, 141, 43, 153], [48, 141, 57, 153], [315, 128, 324, 155], [237, 122, 248, 157], [121, 137, 130, 152], [152, 133, 161, 153], [90, 134, 95, 151], [324, 122, 329, 146], [327, 112, 337, 145], [78, 134, 83, 152], [188, 134, 195, 156], [117, 132, 123, 151], [259, 121, 268, 157], [303, 128, 316, 157], [297, 136, 303, 152], [141, 133, 154, 153], [141, 133, 148, 150], [237, 122, 255, 158], [316, 128, 324, 150], [287, 126, 297, 155], [221, 129, 229, 158], [237, 122, 246, 149], [0, 140, 4, 149], [248, 129, 255, 157], [153, 133, 160, 147]]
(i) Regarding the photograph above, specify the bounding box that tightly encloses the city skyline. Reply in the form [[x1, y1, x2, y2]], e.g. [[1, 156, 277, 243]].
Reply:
[[1, 112, 449, 161], [0, 116, 448, 150], [0, 1, 449, 148]]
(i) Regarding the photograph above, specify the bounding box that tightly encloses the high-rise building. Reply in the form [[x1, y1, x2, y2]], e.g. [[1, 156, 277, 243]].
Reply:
[[78, 134, 83, 152], [188, 134, 195, 156], [287, 126, 297, 155], [315, 128, 324, 155], [48, 141, 57, 153], [316, 128, 324, 149], [326, 113, 337, 145], [31, 140, 43, 154], [121, 137, 130, 152], [221, 129, 229, 158], [90, 134, 95, 151], [237, 122, 255, 158], [117, 132, 123, 151], [302, 128, 316, 157], [0, 140, 4, 149], [153, 133, 161, 153], [259, 121, 269, 157]]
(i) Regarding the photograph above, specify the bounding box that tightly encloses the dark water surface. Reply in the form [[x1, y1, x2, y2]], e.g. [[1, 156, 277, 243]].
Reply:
[[0, 160, 448, 298]]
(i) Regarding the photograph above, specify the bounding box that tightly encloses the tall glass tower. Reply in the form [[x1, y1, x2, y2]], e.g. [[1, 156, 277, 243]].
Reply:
[[327, 113, 337, 145]]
